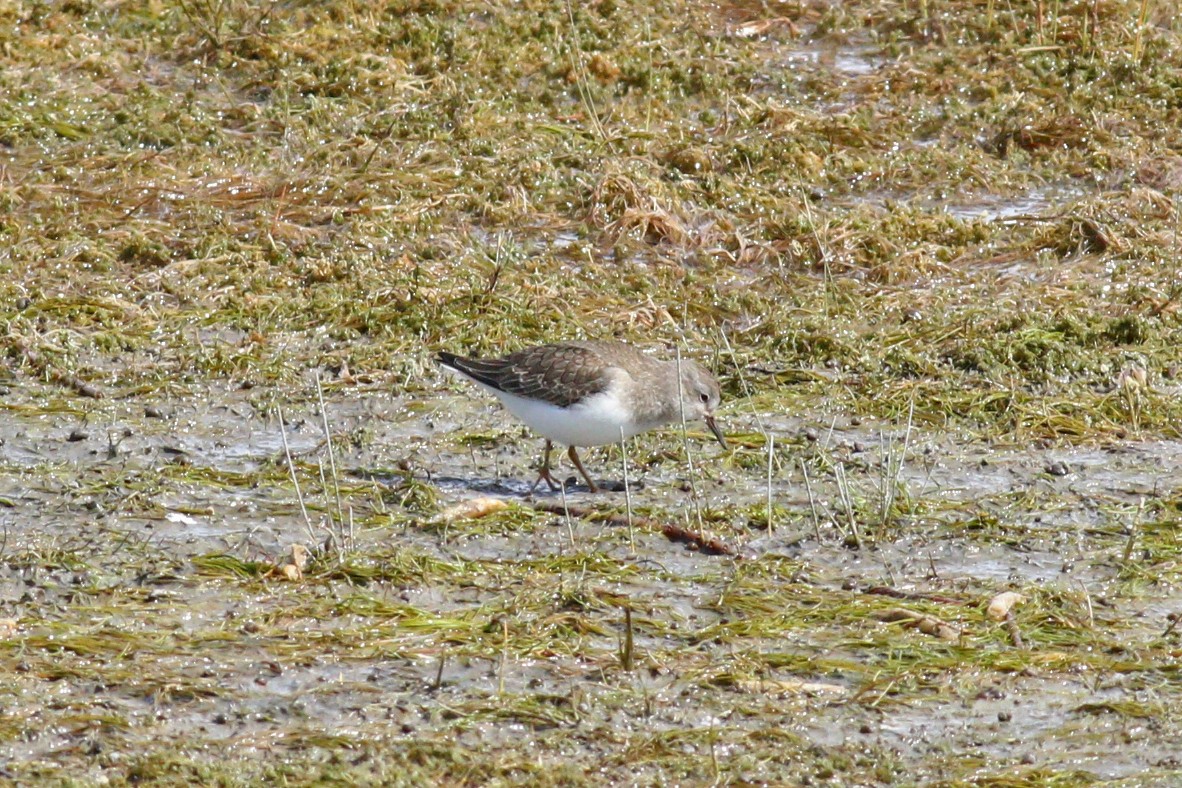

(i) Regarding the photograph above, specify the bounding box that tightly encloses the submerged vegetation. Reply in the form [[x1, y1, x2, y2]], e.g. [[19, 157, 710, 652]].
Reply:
[[2, 0, 1182, 783]]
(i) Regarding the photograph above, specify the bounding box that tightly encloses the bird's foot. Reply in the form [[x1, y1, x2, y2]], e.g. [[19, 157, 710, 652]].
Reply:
[[529, 466, 562, 494]]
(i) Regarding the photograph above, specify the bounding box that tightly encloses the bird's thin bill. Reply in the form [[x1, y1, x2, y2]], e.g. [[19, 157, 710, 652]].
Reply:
[[705, 416, 728, 449]]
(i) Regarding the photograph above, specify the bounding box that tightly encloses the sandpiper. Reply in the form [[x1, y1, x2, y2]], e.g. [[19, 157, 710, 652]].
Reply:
[[437, 340, 727, 492]]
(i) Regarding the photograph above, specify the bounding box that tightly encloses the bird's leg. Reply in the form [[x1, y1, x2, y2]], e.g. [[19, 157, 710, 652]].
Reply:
[[530, 439, 561, 493], [567, 446, 600, 493]]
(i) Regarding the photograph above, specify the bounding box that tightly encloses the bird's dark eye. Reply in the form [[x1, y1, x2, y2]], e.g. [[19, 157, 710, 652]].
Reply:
[[699, 392, 710, 403]]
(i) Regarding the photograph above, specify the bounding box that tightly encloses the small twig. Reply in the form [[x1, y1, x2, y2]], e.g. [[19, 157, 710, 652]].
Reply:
[[559, 477, 575, 550], [801, 460, 823, 541], [834, 461, 860, 546], [875, 607, 960, 641], [620, 429, 635, 552], [1076, 580, 1095, 629], [1133, 0, 1150, 63], [1121, 498, 1144, 562], [878, 398, 914, 529], [278, 405, 318, 546], [674, 347, 706, 533], [864, 586, 964, 605], [532, 501, 736, 556], [498, 618, 509, 696], [619, 608, 634, 671], [315, 371, 346, 543], [562, 0, 606, 140], [926, 552, 939, 580], [765, 433, 775, 535]]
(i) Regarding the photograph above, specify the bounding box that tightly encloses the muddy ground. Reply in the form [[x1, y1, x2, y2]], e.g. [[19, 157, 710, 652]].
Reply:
[[4, 374, 1181, 784], [3, 0, 1182, 785]]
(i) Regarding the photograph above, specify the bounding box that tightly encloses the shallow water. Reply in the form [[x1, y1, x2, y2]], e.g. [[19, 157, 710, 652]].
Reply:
[[3, 349, 1181, 784]]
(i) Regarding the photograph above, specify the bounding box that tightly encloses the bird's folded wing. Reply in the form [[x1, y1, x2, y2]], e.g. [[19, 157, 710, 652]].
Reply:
[[446, 345, 615, 408]]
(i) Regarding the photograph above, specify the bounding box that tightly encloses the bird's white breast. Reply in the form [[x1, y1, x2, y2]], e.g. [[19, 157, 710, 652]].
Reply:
[[486, 385, 645, 446]]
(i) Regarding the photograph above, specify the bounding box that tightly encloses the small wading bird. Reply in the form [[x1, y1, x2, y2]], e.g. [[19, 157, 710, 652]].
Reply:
[[437, 340, 727, 492]]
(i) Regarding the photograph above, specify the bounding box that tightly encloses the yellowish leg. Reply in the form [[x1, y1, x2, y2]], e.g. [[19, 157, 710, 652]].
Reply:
[[567, 446, 599, 493], [530, 440, 561, 492]]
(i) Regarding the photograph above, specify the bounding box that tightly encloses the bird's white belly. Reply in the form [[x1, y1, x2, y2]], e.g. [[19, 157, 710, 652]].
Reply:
[[491, 388, 645, 446]]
